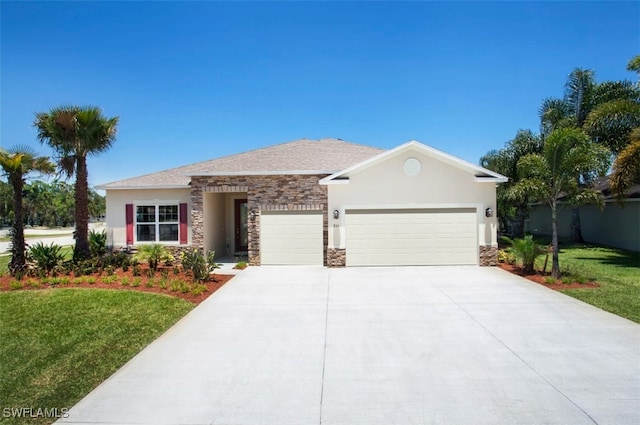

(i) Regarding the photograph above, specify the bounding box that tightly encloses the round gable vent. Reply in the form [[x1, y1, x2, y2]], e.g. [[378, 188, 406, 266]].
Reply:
[[403, 157, 421, 176]]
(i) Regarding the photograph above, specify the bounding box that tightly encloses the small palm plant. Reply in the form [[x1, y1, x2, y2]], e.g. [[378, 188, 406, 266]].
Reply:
[[88, 229, 108, 258], [133, 244, 174, 272], [501, 235, 544, 274]]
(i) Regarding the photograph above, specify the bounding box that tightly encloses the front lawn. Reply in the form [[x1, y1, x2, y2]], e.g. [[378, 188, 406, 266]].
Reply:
[[532, 244, 640, 323], [0, 289, 193, 425]]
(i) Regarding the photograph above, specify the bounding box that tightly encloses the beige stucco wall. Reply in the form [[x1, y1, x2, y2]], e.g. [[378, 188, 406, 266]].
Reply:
[[203, 193, 226, 256], [327, 148, 499, 248], [105, 188, 191, 247], [527, 201, 640, 252]]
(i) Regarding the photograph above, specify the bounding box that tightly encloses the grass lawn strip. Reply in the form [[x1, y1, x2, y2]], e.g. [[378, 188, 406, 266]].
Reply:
[[0, 289, 193, 425], [547, 245, 640, 323]]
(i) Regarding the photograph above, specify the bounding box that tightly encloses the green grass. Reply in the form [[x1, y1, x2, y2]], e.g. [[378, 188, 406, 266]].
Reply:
[[0, 289, 193, 425], [0, 255, 8, 275], [0, 233, 73, 243], [536, 244, 640, 323]]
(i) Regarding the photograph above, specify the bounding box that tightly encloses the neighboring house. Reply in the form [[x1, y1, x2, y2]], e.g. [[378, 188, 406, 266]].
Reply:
[[526, 177, 640, 252], [97, 138, 507, 266]]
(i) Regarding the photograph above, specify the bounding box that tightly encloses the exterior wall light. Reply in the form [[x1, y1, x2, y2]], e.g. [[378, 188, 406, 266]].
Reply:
[[333, 209, 340, 219], [249, 209, 257, 220], [485, 207, 493, 218]]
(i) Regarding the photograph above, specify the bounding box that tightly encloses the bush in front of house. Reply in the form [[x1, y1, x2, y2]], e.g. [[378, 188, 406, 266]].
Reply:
[[501, 235, 544, 274], [180, 248, 221, 283]]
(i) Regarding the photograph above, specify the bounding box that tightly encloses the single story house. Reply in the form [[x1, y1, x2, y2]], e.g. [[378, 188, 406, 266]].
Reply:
[[526, 176, 640, 252], [97, 138, 508, 267]]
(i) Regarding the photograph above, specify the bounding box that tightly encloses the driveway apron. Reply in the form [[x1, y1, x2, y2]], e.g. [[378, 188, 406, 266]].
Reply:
[[59, 266, 640, 425]]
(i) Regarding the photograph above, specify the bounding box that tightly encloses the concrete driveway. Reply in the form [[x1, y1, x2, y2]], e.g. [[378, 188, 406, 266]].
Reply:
[[59, 266, 639, 425]]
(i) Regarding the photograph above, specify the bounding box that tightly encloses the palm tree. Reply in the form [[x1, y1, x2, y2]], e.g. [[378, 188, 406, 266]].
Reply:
[[610, 128, 640, 198], [0, 146, 54, 276], [34, 106, 119, 260], [480, 129, 542, 237], [515, 128, 610, 278], [608, 56, 640, 198], [539, 68, 640, 242]]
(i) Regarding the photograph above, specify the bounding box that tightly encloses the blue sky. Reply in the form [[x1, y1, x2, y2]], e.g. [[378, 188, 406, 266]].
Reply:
[[1, 1, 638, 188]]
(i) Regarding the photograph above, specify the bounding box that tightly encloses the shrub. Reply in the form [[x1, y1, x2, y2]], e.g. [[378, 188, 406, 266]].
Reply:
[[501, 235, 544, 274], [102, 275, 118, 284], [496, 249, 515, 265], [132, 265, 141, 276], [9, 279, 23, 290], [180, 249, 221, 282], [190, 284, 208, 296], [26, 278, 41, 288], [89, 229, 108, 258], [133, 244, 174, 272], [234, 261, 248, 270], [103, 251, 130, 269], [28, 242, 66, 276], [544, 276, 557, 285], [131, 278, 141, 287]]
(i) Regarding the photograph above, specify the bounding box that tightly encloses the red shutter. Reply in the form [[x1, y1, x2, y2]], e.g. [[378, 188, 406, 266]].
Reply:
[[125, 204, 134, 245], [179, 203, 188, 245]]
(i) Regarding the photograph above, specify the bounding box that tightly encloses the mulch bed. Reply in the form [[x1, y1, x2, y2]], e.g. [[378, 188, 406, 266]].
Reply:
[[498, 262, 599, 290], [0, 266, 235, 305]]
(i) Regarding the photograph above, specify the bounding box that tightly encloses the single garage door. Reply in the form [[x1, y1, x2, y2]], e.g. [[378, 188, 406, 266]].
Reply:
[[346, 208, 477, 266], [260, 211, 324, 265]]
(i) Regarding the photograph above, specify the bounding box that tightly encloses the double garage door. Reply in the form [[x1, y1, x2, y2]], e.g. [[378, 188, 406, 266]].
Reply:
[[345, 208, 478, 266], [259, 208, 478, 266]]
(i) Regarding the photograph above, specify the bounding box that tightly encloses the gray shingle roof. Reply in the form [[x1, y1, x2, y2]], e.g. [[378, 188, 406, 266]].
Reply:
[[98, 138, 384, 189]]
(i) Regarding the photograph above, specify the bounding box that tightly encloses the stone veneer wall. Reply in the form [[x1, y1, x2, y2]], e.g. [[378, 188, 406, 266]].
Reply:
[[479, 245, 498, 266], [190, 175, 329, 266], [326, 248, 346, 267]]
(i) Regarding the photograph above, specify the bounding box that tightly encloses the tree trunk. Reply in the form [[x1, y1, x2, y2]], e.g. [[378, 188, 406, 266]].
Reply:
[[9, 174, 26, 277], [569, 206, 584, 243], [551, 201, 561, 278], [74, 156, 90, 260]]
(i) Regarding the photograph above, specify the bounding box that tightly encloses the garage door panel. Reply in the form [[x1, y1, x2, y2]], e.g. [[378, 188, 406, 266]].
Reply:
[[261, 211, 323, 265], [346, 209, 477, 266]]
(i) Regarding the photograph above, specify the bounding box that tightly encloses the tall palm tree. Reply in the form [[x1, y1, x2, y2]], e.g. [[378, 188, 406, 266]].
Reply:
[[515, 128, 610, 278], [34, 106, 119, 260], [538, 68, 640, 242], [0, 146, 54, 276]]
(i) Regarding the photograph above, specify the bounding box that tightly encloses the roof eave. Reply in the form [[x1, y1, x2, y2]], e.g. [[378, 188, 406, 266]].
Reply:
[[97, 185, 191, 190], [321, 140, 509, 183], [185, 170, 337, 177]]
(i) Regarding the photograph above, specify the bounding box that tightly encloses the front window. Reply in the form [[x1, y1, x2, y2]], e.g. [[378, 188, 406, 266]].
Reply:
[[136, 204, 179, 243]]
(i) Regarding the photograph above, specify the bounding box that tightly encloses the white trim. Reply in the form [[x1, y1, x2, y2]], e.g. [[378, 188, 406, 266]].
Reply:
[[343, 202, 482, 211], [320, 140, 508, 185], [475, 176, 508, 183], [184, 170, 336, 177], [99, 185, 190, 190]]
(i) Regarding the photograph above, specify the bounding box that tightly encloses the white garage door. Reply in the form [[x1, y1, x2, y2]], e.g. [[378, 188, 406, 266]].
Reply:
[[260, 211, 324, 265], [346, 208, 478, 266]]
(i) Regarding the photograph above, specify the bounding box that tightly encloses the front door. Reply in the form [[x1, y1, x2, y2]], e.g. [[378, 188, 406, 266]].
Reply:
[[234, 199, 248, 252]]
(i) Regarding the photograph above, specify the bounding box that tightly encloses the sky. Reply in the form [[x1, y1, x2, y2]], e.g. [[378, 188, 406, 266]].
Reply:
[[1, 1, 638, 189]]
